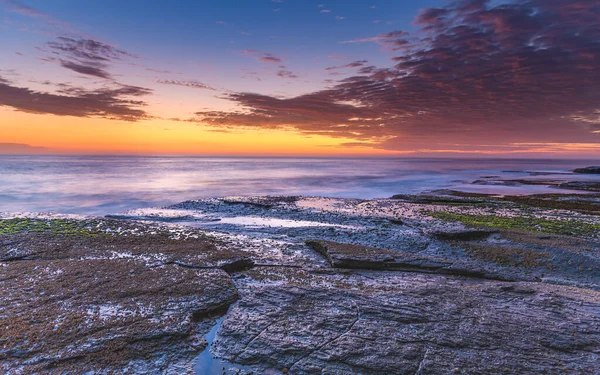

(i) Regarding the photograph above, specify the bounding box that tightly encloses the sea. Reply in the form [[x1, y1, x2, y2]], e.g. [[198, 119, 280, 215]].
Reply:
[[1, 155, 598, 216]]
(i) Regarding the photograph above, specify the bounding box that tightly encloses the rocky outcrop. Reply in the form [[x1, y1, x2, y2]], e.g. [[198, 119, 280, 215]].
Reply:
[[2, 190, 600, 374], [0, 219, 242, 375], [306, 239, 512, 280], [428, 228, 495, 241], [558, 181, 600, 192], [0, 258, 237, 375], [573, 166, 600, 174], [221, 196, 301, 208], [0, 229, 247, 268], [214, 267, 600, 375]]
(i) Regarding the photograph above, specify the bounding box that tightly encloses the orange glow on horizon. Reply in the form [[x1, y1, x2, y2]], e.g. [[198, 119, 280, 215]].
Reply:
[[2, 109, 599, 157], [0, 109, 400, 156]]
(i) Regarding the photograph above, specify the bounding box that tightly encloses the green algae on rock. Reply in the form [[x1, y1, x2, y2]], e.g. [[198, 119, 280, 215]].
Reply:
[[427, 211, 600, 237]]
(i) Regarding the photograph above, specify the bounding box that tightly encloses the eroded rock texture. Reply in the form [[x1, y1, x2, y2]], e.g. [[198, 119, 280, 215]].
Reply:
[[0, 221, 239, 375], [215, 267, 600, 375], [2, 190, 600, 374]]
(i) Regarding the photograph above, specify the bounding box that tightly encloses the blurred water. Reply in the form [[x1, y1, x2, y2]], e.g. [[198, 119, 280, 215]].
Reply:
[[0, 155, 598, 215]]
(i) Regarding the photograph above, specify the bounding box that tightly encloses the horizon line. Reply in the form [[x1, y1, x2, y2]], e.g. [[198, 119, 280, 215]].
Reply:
[[0, 153, 598, 161]]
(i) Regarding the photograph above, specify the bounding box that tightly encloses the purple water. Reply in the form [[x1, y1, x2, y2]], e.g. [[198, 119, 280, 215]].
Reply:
[[0, 155, 598, 215]]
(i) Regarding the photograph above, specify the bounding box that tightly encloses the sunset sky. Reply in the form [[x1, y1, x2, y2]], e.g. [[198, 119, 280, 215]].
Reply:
[[1, 0, 599, 156]]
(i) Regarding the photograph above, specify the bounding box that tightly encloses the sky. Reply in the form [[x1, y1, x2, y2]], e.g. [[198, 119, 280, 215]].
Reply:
[[0, 0, 599, 157]]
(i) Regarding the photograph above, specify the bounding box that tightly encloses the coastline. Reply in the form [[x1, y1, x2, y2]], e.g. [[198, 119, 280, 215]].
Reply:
[[2, 155, 600, 216], [2, 190, 600, 374]]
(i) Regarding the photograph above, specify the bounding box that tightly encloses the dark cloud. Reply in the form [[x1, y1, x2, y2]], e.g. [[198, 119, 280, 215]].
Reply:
[[261, 55, 282, 63], [191, 91, 384, 140], [157, 79, 216, 90], [276, 70, 298, 79], [0, 77, 152, 121], [47, 37, 135, 79], [340, 30, 411, 51], [192, 0, 600, 150], [241, 50, 296, 79], [48, 37, 135, 61], [60, 60, 112, 79], [243, 49, 283, 63], [325, 60, 368, 71]]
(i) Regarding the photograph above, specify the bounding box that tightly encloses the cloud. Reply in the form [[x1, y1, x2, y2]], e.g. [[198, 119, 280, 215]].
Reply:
[[261, 55, 282, 63], [277, 70, 298, 79], [189, 0, 600, 151], [47, 37, 136, 79], [4, 0, 46, 17], [0, 76, 152, 121], [340, 30, 410, 51], [146, 67, 177, 74], [327, 53, 350, 61], [325, 60, 368, 71], [189, 91, 385, 140], [48, 37, 135, 62], [3, 0, 75, 33], [157, 79, 216, 90], [320, 9, 331, 13], [243, 49, 283, 63], [60, 60, 112, 79]]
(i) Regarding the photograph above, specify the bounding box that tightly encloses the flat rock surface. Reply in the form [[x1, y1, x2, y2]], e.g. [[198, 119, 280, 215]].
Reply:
[[215, 267, 600, 375], [0, 220, 239, 375], [305, 239, 521, 281], [1, 259, 237, 374], [0, 219, 258, 268], [2, 190, 600, 374]]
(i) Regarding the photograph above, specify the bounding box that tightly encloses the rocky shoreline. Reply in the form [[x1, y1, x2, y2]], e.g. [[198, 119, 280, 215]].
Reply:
[[1, 191, 600, 374]]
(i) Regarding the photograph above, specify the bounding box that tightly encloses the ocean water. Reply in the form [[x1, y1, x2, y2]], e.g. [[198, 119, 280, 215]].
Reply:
[[0, 155, 598, 216]]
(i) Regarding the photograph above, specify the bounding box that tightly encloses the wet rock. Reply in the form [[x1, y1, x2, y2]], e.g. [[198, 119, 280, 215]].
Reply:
[[558, 181, 600, 192], [2, 191, 600, 374], [573, 166, 600, 174], [220, 258, 256, 274], [388, 218, 404, 225], [214, 267, 600, 375], [390, 193, 486, 204], [429, 229, 495, 241], [222, 196, 301, 208], [305, 240, 513, 281], [495, 194, 600, 214], [0, 227, 250, 268], [472, 179, 565, 187], [0, 258, 238, 374], [472, 179, 523, 186]]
